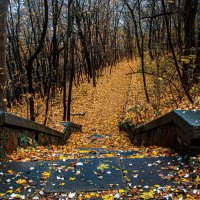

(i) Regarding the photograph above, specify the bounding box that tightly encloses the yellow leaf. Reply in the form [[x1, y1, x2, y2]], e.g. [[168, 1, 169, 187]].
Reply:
[[59, 182, 65, 186], [178, 169, 183, 174], [7, 170, 13, 174], [186, 194, 195, 199], [140, 190, 155, 199], [42, 171, 50, 177], [16, 179, 27, 185], [102, 194, 114, 200], [194, 176, 200, 183], [119, 189, 125, 193], [104, 154, 114, 157], [178, 194, 183, 198], [95, 193, 100, 197], [97, 163, 109, 171], [15, 194, 24, 198], [59, 155, 67, 160], [154, 185, 160, 187], [76, 171, 81, 175], [152, 151, 157, 156], [84, 194, 91, 198], [69, 177, 76, 181], [90, 192, 96, 197], [15, 188, 22, 193], [0, 193, 5, 197], [7, 190, 13, 194], [28, 137, 33, 145], [79, 150, 91, 154], [181, 178, 189, 182]]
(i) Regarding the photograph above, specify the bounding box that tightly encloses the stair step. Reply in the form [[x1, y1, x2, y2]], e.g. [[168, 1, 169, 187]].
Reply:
[[45, 158, 124, 193], [0, 161, 50, 195], [76, 148, 138, 157], [121, 157, 181, 187], [0, 156, 192, 198]]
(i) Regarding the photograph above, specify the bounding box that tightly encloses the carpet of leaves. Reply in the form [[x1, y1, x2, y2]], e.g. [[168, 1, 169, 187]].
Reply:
[[4, 60, 200, 199]]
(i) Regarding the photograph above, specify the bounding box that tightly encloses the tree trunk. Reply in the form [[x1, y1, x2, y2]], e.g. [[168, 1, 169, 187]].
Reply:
[[63, 0, 73, 121], [0, 0, 9, 112], [148, 0, 155, 60], [75, 1, 93, 79], [44, 0, 59, 125], [125, 0, 150, 102], [67, 34, 75, 122], [67, 2, 75, 122], [182, 0, 198, 88], [161, 0, 193, 104], [194, 27, 200, 83], [25, 0, 48, 121]]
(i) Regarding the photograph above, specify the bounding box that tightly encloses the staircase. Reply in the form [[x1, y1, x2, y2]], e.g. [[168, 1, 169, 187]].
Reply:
[[0, 147, 199, 199]]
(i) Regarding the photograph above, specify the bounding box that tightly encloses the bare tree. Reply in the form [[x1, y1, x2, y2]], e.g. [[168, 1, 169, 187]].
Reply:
[[4, 0, 200, 123], [124, 0, 150, 102], [161, 0, 193, 103], [67, 1, 75, 122], [25, 0, 48, 121], [0, 0, 9, 111]]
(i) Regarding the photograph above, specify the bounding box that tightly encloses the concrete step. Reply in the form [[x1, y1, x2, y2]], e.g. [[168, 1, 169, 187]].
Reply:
[[0, 155, 189, 198]]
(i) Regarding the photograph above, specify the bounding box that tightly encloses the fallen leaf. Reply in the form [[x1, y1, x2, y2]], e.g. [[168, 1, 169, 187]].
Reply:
[[59, 182, 65, 186], [69, 177, 76, 181], [16, 179, 27, 185]]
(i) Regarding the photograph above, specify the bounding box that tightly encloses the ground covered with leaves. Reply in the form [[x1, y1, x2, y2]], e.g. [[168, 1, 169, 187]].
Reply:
[[3, 60, 200, 199]]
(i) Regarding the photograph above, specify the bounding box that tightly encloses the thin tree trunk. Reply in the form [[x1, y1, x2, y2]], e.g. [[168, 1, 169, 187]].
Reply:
[[138, 0, 150, 102], [148, 0, 155, 60], [75, 1, 93, 79], [67, 34, 75, 122], [194, 28, 200, 82], [182, 0, 198, 87], [0, 0, 9, 112], [44, 0, 59, 125], [25, 0, 48, 121], [63, 0, 73, 121], [161, 0, 193, 104], [67, 3, 75, 122], [125, 0, 150, 102]]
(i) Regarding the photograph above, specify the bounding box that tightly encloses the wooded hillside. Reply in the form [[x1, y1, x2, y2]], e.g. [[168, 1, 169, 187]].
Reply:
[[1, 0, 199, 124]]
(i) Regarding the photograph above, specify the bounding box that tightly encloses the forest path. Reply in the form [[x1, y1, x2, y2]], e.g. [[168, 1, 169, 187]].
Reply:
[[72, 61, 133, 133], [3, 61, 199, 199], [10, 60, 171, 160], [68, 60, 135, 151]]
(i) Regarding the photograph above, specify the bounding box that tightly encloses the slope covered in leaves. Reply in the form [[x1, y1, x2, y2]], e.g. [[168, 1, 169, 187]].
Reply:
[[5, 60, 200, 199], [8, 59, 182, 159], [9, 60, 138, 160]]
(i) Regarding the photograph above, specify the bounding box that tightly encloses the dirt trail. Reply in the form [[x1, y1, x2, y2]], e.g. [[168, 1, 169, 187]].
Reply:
[[67, 60, 135, 150], [72, 61, 132, 133], [9, 60, 171, 160]]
